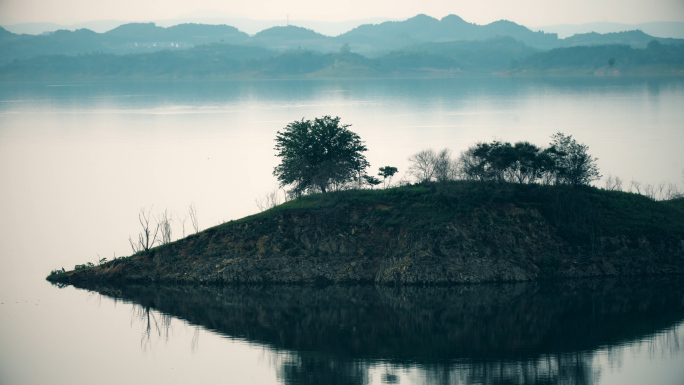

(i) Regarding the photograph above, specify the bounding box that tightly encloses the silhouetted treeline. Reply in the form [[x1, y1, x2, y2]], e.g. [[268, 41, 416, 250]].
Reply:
[[510, 40, 684, 74], [1, 39, 682, 79]]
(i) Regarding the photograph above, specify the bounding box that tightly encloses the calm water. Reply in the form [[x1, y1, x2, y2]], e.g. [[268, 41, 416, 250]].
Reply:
[[1, 77, 684, 384]]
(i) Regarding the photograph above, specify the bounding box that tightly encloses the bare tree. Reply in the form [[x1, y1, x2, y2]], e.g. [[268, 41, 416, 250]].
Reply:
[[408, 149, 437, 183], [189, 203, 199, 234], [158, 209, 173, 245], [407, 148, 457, 184], [641, 182, 667, 200], [176, 212, 188, 238], [256, 189, 283, 212], [625, 179, 683, 201], [129, 207, 160, 253], [604, 175, 623, 191], [665, 183, 683, 200], [456, 146, 483, 181]]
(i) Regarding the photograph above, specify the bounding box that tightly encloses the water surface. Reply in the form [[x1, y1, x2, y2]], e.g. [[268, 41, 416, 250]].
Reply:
[[1, 77, 683, 384]]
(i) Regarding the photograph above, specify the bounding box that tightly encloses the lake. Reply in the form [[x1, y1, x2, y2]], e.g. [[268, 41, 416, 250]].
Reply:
[[1, 77, 683, 384]]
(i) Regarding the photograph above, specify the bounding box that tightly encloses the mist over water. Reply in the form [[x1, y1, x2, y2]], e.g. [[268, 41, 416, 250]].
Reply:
[[1, 77, 683, 384]]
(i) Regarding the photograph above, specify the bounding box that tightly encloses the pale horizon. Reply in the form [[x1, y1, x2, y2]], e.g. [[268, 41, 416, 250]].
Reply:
[[2, 0, 684, 27]]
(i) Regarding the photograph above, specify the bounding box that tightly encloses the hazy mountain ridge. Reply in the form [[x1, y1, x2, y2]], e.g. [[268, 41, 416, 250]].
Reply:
[[537, 21, 684, 39], [336, 14, 559, 53], [561, 30, 684, 49], [1, 14, 682, 77], [3, 39, 681, 79], [2, 14, 682, 65], [509, 41, 684, 75], [0, 36, 550, 78]]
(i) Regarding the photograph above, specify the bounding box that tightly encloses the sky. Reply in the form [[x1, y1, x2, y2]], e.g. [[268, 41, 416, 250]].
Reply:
[[1, 0, 684, 27]]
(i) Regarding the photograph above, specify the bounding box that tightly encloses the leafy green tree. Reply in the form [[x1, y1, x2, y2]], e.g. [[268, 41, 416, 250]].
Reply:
[[507, 141, 552, 184], [548, 132, 601, 186], [273, 116, 369, 195], [458, 140, 555, 184], [459, 141, 515, 182], [363, 175, 382, 189], [378, 166, 398, 189]]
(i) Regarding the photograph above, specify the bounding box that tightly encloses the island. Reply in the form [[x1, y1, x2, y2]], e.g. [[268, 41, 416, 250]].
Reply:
[[47, 181, 684, 285]]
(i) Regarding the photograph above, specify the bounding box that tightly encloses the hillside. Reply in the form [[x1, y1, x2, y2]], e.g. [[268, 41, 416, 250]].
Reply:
[[48, 182, 684, 285], [3, 14, 683, 68], [5, 38, 682, 79], [508, 42, 684, 75], [0, 38, 537, 79], [338, 14, 559, 52]]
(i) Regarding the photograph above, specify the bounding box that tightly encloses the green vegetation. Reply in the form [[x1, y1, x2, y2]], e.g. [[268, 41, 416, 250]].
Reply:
[[243, 181, 683, 245], [458, 133, 600, 186], [48, 180, 684, 285], [273, 116, 369, 195], [4, 40, 682, 79], [47, 267, 66, 279], [46, 120, 683, 284], [509, 42, 684, 75]]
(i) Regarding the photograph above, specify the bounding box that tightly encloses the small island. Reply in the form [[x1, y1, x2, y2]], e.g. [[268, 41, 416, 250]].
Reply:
[[46, 182, 684, 285], [47, 117, 684, 286]]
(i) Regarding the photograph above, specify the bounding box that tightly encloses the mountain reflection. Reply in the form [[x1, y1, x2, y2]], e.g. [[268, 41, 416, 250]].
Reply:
[[70, 278, 684, 384]]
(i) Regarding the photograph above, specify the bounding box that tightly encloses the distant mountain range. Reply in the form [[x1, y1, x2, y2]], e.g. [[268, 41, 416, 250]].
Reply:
[[5, 16, 684, 40], [1, 14, 682, 78], [536, 21, 684, 39], [0, 16, 395, 37]]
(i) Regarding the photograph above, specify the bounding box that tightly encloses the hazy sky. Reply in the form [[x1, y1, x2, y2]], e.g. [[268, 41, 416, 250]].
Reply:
[[1, 0, 683, 26]]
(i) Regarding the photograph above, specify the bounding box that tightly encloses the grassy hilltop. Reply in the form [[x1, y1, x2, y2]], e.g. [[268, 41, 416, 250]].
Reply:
[[47, 181, 684, 285]]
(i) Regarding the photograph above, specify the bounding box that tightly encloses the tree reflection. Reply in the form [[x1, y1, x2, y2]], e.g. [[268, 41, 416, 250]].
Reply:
[[277, 353, 367, 385], [70, 277, 684, 385], [131, 304, 173, 352]]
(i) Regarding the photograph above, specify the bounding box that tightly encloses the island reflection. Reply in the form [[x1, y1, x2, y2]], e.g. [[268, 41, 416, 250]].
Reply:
[[69, 277, 684, 384]]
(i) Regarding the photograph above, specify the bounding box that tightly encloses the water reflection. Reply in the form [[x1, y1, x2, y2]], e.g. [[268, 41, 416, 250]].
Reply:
[[65, 278, 684, 384]]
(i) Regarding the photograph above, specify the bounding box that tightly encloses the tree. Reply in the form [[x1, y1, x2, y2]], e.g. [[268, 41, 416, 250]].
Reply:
[[408, 149, 437, 183], [363, 175, 382, 189], [457, 140, 558, 185], [273, 116, 369, 195], [129, 207, 160, 253], [507, 142, 551, 184], [433, 149, 455, 182], [157, 209, 173, 245], [458, 141, 514, 182], [549, 132, 601, 186], [378, 166, 398, 189]]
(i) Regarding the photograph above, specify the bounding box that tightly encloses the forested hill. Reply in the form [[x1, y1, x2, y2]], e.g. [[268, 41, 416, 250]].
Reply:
[[1, 14, 683, 78], [2, 39, 681, 79], [2, 14, 683, 65], [0, 23, 249, 65], [508, 41, 684, 75]]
